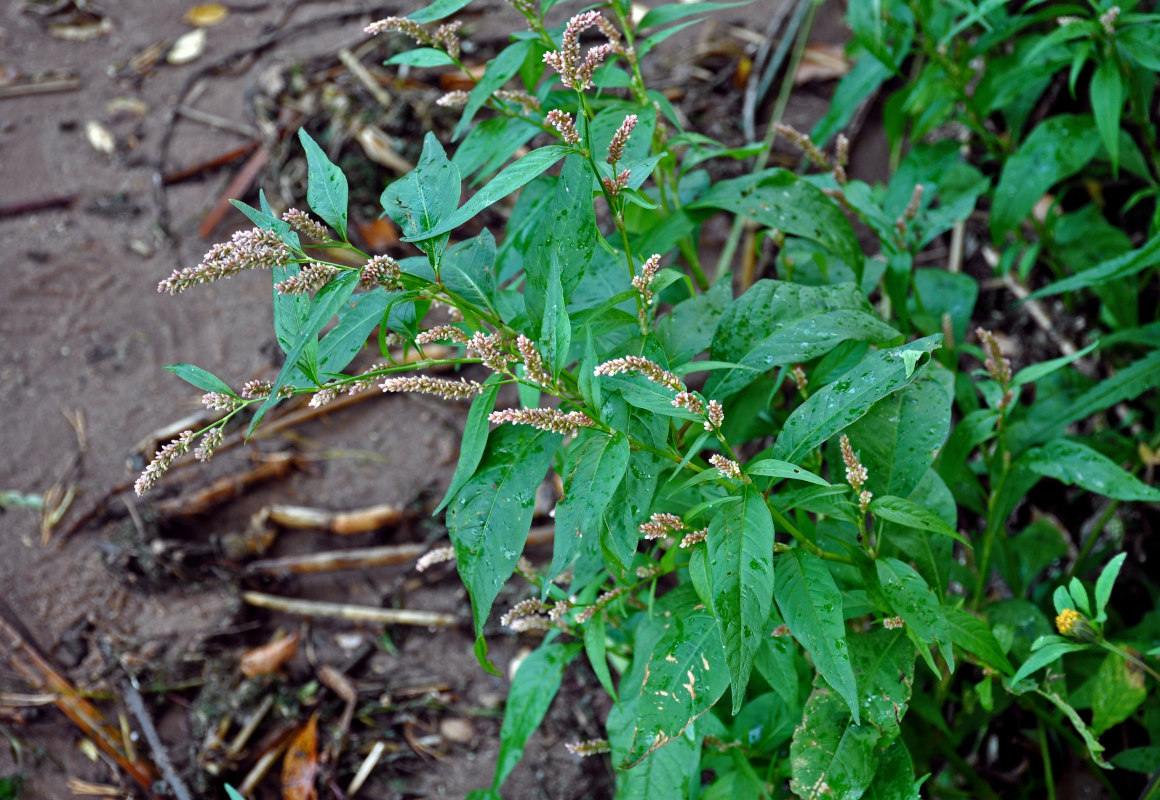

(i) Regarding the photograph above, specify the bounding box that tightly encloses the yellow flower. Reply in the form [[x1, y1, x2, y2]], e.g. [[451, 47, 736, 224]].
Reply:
[[1056, 608, 1096, 641]]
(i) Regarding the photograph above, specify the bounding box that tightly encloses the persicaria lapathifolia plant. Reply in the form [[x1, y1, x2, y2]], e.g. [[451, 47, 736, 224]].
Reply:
[[141, 0, 1160, 796]]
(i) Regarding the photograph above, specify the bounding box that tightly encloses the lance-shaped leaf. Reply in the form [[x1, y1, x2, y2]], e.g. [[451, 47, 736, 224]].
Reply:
[[298, 129, 349, 240], [870, 495, 969, 547], [381, 132, 461, 261], [789, 684, 879, 800], [624, 603, 728, 766], [704, 280, 899, 398], [689, 170, 864, 281], [775, 549, 860, 722], [548, 431, 630, 585], [404, 145, 571, 243], [436, 378, 500, 513], [945, 608, 1014, 676], [492, 642, 582, 791], [703, 485, 775, 713], [165, 364, 236, 396], [773, 335, 942, 464], [844, 367, 954, 500], [876, 558, 954, 672], [446, 426, 561, 634], [1020, 439, 1160, 502]]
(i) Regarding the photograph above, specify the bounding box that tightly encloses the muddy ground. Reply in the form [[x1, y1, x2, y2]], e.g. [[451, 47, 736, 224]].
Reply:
[[0, 1, 864, 797]]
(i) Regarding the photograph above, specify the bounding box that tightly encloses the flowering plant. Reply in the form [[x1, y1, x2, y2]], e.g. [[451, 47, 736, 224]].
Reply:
[[140, 0, 1160, 796]]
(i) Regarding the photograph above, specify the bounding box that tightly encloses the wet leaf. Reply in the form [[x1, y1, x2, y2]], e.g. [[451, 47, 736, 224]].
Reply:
[[1021, 439, 1160, 502], [436, 377, 500, 514], [773, 336, 942, 464], [703, 485, 775, 712], [1091, 652, 1147, 735], [845, 366, 954, 500], [945, 609, 1014, 676], [789, 683, 879, 800], [991, 115, 1100, 237], [876, 558, 954, 672], [775, 549, 860, 723], [690, 175, 865, 295], [164, 363, 236, 396], [704, 280, 900, 398], [299, 129, 350, 241], [870, 495, 968, 548], [549, 431, 630, 585], [446, 425, 561, 634], [281, 713, 319, 800], [624, 602, 728, 766], [239, 632, 299, 678], [492, 643, 581, 790], [862, 740, 924, 800]]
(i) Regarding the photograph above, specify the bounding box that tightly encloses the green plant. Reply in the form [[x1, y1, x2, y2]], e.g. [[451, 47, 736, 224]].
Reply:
[[138, 0, 1160, 796]]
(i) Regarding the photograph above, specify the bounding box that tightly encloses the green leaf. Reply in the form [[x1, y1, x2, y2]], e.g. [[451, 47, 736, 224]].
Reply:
[[624, 602, 728, 766], [446, 425, 561, 634], [775, 549, 860, 723], [493, 643, 582, 790], [408, 0, 472, 22], [381, 132, 461, 259], [846, 366, 954, 500], [656, 277, 732, 365], [876, 558, 954, 671], [549, 431, 630, 584], [850, 629, 916, 744], [773, 335, 942, 464], [526, 156, 597, 327], [813, 55, 892, 146], [442, 230, 498, 316], [789, 683, 879, 800], [385, 47, 457, 67], [406, 146, 570, 244], [436, 378, 500, 513], [584, 613, 617, 702], [474, 633, 501, 676], [1029, 232, 1160, 299], [598, 373, 700, 422], [945, 609, 1015, 676], [1090, 59, 1122, 174], [703, 486, 775, 713], [637, 0, 751, 30], [617, 727, 701, 799], [224, 786, 244, 800], [1021, 439, 1160, 502], [705, 280, 900, 398], [1091, 651, 1147, 736], [1010, 640, 1090, 684], [1011, 340, 1099, 387], [1034, 685, 1111, 768], [298, 129, 349, 240], [249, 271, 360, 435], [454, 40, 532, 140], [318, 289, 393, 375], [689, 170, 864, 281], [1011, 349, 1160, 450], [1112, 746, 1160, 772], [164, 364, 236, 396], [539, 257, 572, 380], [1094, 552, 1127, 623], [862, 740, 924, 800], [991, 115, 1101, 237], [870, 495, 968, 547], [745, 459, 830, 486]]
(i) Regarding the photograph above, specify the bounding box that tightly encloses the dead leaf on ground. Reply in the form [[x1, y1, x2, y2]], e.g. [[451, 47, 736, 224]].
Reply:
[[794, 43, 850, 85], [239, 631, 300, 678], [167, 29, 206, 65], [282, 713, 320, 800], [184, 3, 229, 27], [46, 8, 112, 41], [356, 218, 399, 251], [85, 120, 115, 154]]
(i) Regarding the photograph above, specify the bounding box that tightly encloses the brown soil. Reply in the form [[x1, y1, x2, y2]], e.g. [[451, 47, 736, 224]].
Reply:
[[0, 1, 853, 797]]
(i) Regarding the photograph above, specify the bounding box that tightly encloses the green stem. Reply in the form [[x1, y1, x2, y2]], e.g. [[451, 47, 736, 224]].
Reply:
[[1039, 720, 1057, 800], [1067, 499, 1120, 580]]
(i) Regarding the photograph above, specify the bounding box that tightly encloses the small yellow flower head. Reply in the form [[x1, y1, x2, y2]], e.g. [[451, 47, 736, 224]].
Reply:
[[1056, 607, 1097, 642]]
